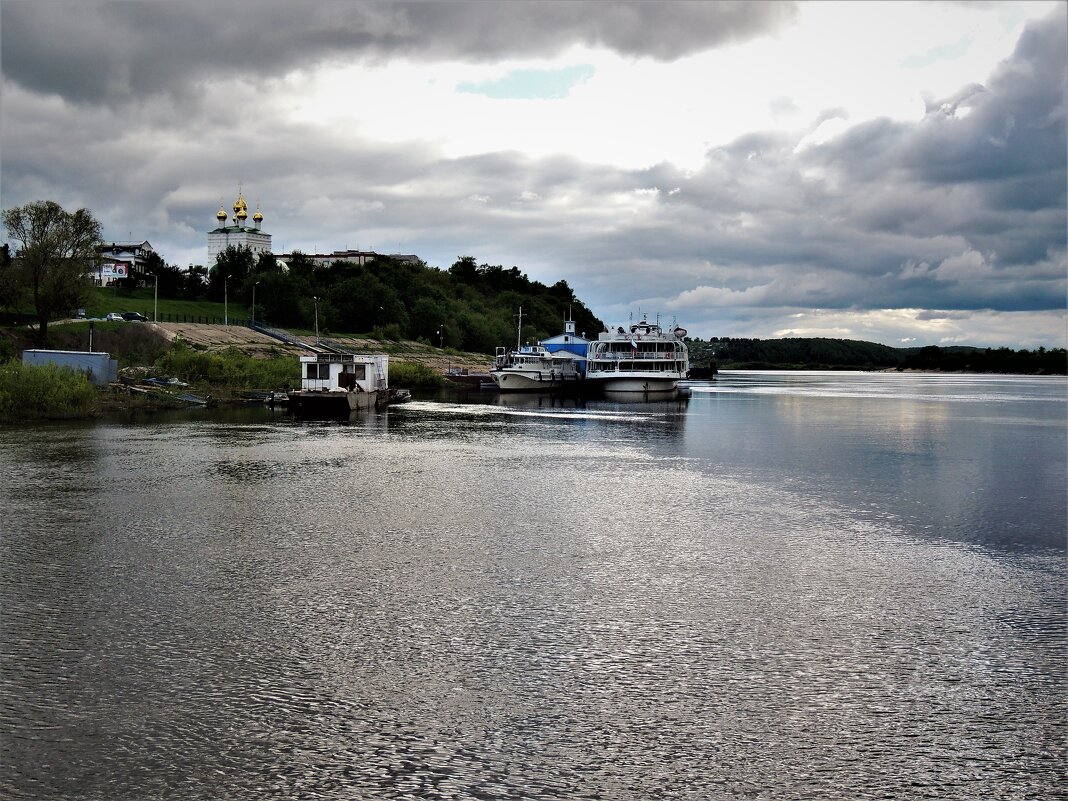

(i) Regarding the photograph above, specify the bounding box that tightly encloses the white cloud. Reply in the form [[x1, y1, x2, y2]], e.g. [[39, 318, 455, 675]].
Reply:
[[933, 249, 995, 282]]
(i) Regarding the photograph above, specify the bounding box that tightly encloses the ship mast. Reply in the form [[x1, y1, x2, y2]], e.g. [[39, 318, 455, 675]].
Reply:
[[515, 306, 525, 350]]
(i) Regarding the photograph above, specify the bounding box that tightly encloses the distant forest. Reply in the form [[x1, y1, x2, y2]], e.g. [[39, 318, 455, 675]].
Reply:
[[688, 337, 1067, 375]]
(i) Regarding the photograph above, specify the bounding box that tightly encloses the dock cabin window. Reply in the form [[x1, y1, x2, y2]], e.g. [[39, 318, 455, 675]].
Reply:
[[306, 363, 330, 380]]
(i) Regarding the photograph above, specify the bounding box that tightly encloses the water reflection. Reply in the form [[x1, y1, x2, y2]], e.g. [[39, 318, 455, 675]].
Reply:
[[682, 372, 1067, 552], [0, 372, 1064, 800]]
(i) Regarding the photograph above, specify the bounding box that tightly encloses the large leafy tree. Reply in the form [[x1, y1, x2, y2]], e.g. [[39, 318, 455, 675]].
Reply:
[[208, 245, 255, 301], [2, 200, 102, 346], [181, 265, 209, 299]]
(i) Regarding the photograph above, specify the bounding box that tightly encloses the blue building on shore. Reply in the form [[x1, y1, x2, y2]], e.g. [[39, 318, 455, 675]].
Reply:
[[541, 318, 590, 375]]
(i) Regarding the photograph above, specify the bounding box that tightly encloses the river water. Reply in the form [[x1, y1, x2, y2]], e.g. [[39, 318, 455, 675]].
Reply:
[[1, 371, 1064, 800]]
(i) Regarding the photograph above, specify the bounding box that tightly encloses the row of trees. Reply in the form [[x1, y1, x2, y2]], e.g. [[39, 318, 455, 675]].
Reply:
[[203, 248, 602, 353], [688, 337, 1067, 374], [900, 345, 1067, 374], [1, 200, 604, 352]]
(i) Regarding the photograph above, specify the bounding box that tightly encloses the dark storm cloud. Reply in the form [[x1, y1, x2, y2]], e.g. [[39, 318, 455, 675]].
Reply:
[[1, 0, 797, 105]]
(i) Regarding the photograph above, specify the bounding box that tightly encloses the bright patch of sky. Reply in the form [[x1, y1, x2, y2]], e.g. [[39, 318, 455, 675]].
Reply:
[[457, 65, 595, 99], [282, 1, 1055, 171]]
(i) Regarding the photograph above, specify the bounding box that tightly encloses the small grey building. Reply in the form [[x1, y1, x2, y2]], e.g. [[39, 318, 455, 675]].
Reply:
[[22, 350, 118, 387]]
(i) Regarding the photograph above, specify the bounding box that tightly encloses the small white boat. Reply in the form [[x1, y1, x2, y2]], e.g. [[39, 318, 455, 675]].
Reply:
[[585, 317, 689, 393], [490, 343, 582, 392]]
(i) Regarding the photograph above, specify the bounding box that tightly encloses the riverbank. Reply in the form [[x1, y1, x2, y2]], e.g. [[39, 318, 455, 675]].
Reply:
[[0, 321, 494, 423]]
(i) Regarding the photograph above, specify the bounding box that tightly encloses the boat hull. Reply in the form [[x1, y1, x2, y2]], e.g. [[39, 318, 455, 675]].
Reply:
[[287, 389, 383, 416], [490, 369, 579, 392], [589, 374, 682, 393]]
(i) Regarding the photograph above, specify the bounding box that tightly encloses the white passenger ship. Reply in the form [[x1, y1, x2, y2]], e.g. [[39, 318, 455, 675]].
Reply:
[[585, 318, 689, 393], [490, 344, 581, 392]]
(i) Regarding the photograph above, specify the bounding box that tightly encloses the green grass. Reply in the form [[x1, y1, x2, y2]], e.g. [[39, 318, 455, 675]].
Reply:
[[84, 287, 229, 321]]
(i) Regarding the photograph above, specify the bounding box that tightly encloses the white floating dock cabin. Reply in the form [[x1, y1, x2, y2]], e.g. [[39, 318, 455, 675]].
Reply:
[[288, 351, 389, 414]]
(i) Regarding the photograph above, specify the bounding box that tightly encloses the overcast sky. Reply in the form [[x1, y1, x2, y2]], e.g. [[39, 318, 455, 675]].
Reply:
[[2, 1, 1065, 348]]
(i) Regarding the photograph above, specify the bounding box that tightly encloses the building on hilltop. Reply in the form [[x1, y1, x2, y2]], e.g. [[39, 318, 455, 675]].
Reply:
[[274, 249, 379, 269], [274, 250, 423, 269], [207, 191, 271, 263], [96, 240, 156, 285], [207, 191, 421, 268]]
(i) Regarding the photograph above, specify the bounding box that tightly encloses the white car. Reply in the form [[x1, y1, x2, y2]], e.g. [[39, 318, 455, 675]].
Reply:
[[105, 312, 124, 322]]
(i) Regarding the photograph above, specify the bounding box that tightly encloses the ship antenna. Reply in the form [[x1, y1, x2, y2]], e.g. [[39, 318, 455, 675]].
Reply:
[[515, 306, 524, 351]]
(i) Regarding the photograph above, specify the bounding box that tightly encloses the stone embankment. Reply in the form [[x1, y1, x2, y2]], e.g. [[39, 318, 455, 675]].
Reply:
[[152, 322, 490, 373]]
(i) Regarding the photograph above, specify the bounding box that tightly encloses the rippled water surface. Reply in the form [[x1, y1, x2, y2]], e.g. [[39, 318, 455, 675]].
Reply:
[[2, 372, 1065, 800]]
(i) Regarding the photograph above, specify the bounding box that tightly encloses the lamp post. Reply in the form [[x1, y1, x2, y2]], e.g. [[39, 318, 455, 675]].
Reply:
[[224, 277, 228, 326], [438, 325, 443, 349], [153, 273, 158, 323], [252, 280, 260, 327], [313, 296, 320, 345]]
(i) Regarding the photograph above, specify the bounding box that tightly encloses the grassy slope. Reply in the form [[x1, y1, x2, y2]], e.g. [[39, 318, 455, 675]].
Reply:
[[84, 287, 229, 320]]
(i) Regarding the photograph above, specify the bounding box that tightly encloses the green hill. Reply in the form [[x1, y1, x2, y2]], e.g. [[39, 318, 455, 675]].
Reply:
[[94, 251, 603, 354]]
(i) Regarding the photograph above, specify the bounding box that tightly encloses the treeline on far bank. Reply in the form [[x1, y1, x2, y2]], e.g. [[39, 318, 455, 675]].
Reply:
[[688, 337, 1067, 375], [136, 249, 603, 354]]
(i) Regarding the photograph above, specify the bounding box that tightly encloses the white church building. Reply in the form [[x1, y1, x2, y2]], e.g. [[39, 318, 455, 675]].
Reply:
[[207, 191, 271, 263]]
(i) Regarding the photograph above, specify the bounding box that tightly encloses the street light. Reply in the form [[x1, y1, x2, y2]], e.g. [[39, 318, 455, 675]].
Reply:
[[438, 325, 443, 349], [313, 296, 320, 344], [252, 280, 260, 327], [153, 273, 158, 323], [224, 277, 228, 326]]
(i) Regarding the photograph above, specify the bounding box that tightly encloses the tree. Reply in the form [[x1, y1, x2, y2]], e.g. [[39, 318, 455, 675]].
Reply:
[[182, 265, 209, 299], [449, 256, 478, 283], [208, 245, 255, 300], [0, 243, 14, 310], [142, 250, 182, 296], [3, 200, 102, 346]]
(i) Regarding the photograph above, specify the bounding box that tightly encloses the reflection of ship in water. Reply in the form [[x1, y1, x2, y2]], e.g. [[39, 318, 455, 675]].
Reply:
[[602, 387, 689, 405], [491, 392, 588, 410]]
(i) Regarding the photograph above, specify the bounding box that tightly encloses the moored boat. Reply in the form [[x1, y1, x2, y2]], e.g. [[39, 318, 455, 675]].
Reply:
[[585, 317, 689, 393], [490, 343, 582, 392], [288, 351, 389, 415], [490, 305, 584, 392]]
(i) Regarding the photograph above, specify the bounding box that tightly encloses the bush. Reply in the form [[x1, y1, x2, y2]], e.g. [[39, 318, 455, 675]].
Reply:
[[154, 342, 299, 389], [389, 360, 445, 388], [0, 361, 100, 422]]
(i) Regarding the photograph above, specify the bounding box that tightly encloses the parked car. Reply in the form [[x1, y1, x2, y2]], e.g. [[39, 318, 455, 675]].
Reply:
[[105, 312, 124, 322], [122, 312, 148, 322]]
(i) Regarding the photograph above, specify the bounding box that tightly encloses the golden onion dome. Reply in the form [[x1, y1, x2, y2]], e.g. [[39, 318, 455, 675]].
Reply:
[[253, 208, 263, 223], [216, 205, 228, 222], [233, 193, 248, 216]]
